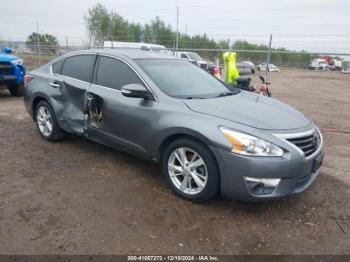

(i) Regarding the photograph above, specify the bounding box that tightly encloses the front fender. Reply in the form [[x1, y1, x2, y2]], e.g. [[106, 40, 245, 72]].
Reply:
[[13, 64, 26, 84], [155, 126, 214, 154]]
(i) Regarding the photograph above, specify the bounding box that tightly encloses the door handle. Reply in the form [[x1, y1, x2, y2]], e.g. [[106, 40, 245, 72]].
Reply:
[[50, 82, 60, 88]]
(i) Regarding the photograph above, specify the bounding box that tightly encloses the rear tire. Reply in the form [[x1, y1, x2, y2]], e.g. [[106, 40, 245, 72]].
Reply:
[[35, 101, 66, 141], [161, 137, 220, 202], [8, 84, 25, 97]]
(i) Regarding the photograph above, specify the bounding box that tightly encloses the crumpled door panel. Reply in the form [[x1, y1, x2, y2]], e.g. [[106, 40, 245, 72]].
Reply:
[[58, 80, 88, 134]]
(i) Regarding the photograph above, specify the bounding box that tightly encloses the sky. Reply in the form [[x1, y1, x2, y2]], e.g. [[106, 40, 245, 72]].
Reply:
[[1, 0, 350, 53]]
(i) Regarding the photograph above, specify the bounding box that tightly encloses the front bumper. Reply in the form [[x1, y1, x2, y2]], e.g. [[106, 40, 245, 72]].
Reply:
[[212, 145, 324, 201], [0, 75, 18, 85], [0, 63, 25, 86]]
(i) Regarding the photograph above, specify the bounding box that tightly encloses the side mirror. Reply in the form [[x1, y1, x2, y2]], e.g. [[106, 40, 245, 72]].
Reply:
[[3, 47, 12, 54], [121, 84, 152, 99]]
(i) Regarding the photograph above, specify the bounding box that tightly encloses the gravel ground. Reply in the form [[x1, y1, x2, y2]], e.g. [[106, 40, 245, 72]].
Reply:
[[0, 69, 349, 255]]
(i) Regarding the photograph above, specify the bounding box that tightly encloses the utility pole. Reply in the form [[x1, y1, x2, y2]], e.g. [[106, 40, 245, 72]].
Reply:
[[109, 14, 114, 49], [265, 34, 272, 84], [65, 36, 69, 54], [36, 20, 41, 67], [176, 6, 179, 54], [87, 32, 92, 49]]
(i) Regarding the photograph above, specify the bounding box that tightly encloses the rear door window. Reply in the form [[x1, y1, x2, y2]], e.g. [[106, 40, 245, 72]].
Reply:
[[52, 59, 64, 74], [95, 56, 143, 90], [61, 55, 95, 82]]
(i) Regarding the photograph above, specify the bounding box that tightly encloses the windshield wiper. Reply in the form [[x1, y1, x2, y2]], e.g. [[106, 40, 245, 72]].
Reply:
[[216, 92, 232, 97], [184, 96, 204, 99]]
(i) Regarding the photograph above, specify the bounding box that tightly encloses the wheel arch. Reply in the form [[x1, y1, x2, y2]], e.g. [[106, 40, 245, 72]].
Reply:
[[31, 94, 51, 121], [157, 130, 222, 199], [156, 128, 217, 164]]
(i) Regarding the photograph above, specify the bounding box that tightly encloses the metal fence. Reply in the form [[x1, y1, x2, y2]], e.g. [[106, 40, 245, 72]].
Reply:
[[9, 44, 350, 71]]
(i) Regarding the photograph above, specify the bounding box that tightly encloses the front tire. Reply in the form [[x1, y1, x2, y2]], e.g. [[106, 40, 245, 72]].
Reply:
[[35, 101, 66, 141], [8, 84, 25, 97], [161, 138, 220, 202]]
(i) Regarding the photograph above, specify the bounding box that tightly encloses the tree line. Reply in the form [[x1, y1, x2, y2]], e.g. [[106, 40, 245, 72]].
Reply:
[[24, 3, 314, 67], [84, 4, 313, 66], [26, 32, 59, 54], [85, 4, 230, 50]]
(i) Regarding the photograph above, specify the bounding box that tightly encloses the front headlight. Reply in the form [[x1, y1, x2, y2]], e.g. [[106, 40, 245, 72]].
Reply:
[[219, 127, 284, 157], [11, 59, 24, 66]]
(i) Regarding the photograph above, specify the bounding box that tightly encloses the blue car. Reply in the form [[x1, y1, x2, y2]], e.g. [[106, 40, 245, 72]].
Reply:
[[0, 47, 26, 96]]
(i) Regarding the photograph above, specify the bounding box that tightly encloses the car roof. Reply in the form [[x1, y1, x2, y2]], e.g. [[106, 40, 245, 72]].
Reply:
[[66, 48, 178, 60]]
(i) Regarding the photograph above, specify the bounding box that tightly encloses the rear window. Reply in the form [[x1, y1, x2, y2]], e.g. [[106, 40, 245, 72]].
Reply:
[[61, 55, 95, 82]]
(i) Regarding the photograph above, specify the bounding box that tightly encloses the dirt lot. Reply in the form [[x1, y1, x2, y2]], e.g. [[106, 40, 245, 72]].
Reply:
[[0, 70, 349, 255]]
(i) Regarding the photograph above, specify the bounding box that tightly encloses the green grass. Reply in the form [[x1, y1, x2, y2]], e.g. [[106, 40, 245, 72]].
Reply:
[[17, 53, 58, 71]]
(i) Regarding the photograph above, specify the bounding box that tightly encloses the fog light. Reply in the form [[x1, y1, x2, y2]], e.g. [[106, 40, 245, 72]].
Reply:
[[244, 177, 281, 187], [252, 183, 265, 194], [244, 177, 281, 195]]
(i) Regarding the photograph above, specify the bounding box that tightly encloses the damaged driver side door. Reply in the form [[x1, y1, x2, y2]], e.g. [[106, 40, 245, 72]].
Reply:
[[85, 55, 158, 157]]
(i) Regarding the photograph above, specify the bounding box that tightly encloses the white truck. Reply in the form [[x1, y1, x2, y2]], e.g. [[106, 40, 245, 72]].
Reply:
[[103, 41, 172, 55], [309, 59, 330, 71], [333, 59, 342, 71], [341, 61, 350, 74], [176, 52, 208, 69]]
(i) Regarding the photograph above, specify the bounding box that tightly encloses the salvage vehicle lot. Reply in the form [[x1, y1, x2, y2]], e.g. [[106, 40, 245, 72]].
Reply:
[[0, 70, 349, 254]]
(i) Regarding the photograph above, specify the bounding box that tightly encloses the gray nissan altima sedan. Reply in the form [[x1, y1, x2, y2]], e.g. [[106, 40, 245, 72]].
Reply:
[[23, 49, 324, 202]]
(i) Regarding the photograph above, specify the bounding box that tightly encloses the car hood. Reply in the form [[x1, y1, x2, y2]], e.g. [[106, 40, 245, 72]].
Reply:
[[0, 54, 19, 62], [182, 91, 311, 130]]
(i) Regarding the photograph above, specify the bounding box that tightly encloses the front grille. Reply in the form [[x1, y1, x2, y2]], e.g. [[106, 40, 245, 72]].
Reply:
[[287, 131, 320, 157], [0, 62, 14, 75]]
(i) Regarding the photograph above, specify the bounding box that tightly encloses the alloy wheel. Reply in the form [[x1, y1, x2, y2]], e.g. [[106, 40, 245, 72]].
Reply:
[[168, 147, 208, 195], [36, 105, 53, 137]]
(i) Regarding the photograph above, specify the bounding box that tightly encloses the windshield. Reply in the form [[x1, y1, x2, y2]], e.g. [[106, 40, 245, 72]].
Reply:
[[136, 59, 238, 99], [187, 52, 202, 61]]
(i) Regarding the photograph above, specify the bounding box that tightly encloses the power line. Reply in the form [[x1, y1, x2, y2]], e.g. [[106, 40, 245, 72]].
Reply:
[[177, 3, 349, 11], [177, 14, 350, 24]]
